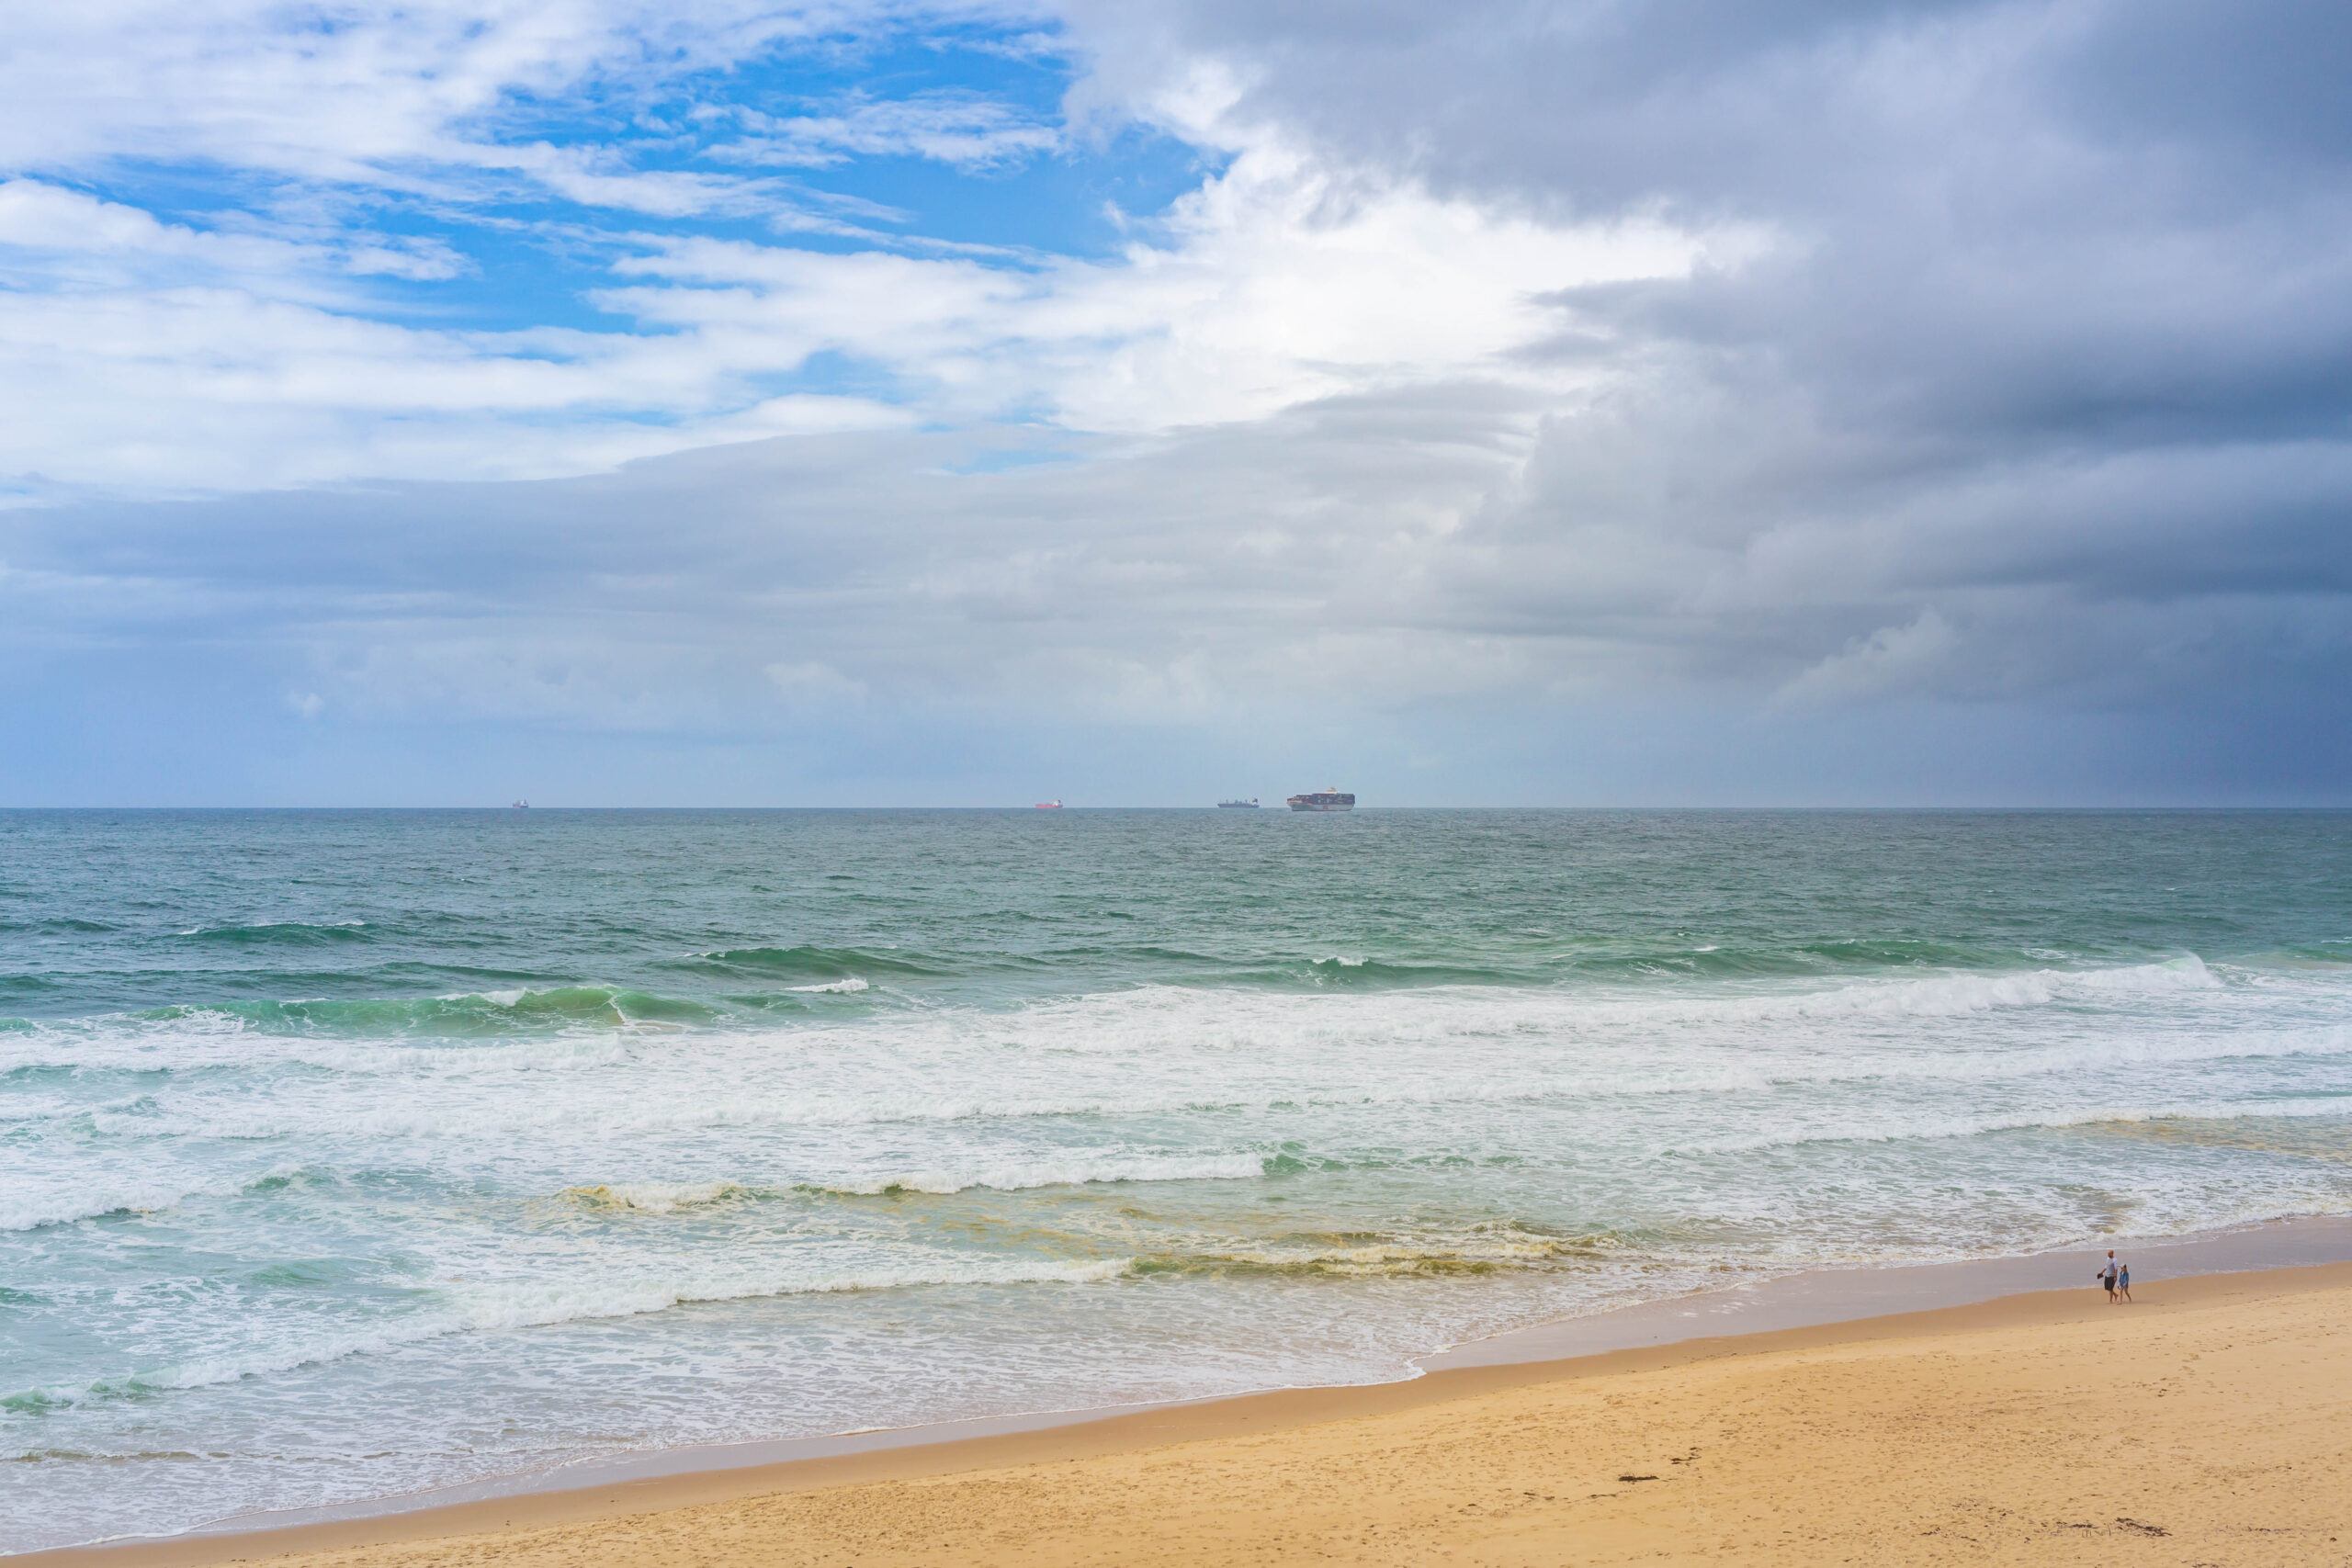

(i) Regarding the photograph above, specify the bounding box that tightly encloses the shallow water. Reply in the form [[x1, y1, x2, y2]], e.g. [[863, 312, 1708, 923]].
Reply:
[[3, 808, 2348, 1551]]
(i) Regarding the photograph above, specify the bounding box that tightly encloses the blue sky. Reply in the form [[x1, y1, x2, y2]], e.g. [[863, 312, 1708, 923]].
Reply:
[[64, 22, 1214, 334], [3, 1, 2349, 804]]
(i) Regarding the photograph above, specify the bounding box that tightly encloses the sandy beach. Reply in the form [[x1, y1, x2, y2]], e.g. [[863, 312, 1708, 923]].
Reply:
[[35, 1259, 2352, 1568]]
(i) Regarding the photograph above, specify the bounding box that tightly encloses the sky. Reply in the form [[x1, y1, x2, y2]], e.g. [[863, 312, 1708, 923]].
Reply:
[[2, 0, 2348, 806]]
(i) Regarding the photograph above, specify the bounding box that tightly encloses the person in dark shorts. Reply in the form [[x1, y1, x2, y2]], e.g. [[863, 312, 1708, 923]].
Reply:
[[2100, 1250, 2119, 1302]]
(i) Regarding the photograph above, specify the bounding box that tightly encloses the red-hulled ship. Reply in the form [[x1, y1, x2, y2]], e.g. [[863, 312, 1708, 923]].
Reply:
[[1286, 789, 1354, 812]]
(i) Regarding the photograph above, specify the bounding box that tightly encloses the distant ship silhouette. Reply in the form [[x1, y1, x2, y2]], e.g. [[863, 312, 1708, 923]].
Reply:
[[1286, 788, 1354, 812]]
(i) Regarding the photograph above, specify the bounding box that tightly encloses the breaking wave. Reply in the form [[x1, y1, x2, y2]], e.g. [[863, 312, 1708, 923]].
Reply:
[[803, 1154, 1269, 1196], [0, 1164, 319, 1233], [1129, 1228, 1626, 1280], [677, 944, 944, 980], [129, 987, 718, 1038], [557, 1181, 750, 1213]]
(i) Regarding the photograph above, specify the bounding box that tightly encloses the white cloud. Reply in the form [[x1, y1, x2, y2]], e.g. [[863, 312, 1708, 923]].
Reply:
[[0, 0, 1750, 494], [605, 145, 1737, 431], [0, 142, 1734, 491], [0, 2, 978, 192], [707, 94, 1064, 169], [0, 288, 925, 492], [0, 179, 469, 290]]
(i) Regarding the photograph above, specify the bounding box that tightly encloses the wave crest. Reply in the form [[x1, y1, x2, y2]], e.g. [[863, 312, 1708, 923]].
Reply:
[[805, 1153, 1268, 1197], [173, 919, 368, 945], [557, 1181, 748, 1213], [681, 944, 943, 980], [126, 986, 718, 1039]]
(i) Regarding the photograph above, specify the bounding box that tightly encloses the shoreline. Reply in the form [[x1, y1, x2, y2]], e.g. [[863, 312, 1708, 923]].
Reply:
[[23, 1213, 2352, 1565]]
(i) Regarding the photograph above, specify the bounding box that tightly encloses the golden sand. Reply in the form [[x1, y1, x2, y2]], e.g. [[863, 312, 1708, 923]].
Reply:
[[43, 1264, 2352, 1567]]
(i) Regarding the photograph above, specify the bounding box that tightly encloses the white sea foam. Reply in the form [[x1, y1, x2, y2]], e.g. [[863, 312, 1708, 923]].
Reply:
[[0, 1163, 310, 1232], [810, 1153, 1268, 1195], [4, 1256, 1133, 1411], [1653, 1092, 2352, 1159], [53, 1003, 2352, 1148], [1535, 955, 2224, 1027], [6, 951, 2346, 1510], [442, 1256, 1130, 1332], [0, 1183, 189, 1233], [0, 953, 2263, 1089], [560, 1181, 747, 1213]]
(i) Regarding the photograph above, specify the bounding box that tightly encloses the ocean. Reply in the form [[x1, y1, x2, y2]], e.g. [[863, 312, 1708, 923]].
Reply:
[[3, 808, 2348, 1551]]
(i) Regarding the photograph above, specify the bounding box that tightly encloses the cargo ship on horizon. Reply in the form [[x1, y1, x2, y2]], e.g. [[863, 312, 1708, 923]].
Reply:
[[1286, 789, 1355, 812]]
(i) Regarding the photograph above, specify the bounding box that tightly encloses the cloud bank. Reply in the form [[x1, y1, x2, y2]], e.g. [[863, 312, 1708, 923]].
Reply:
[[3, 0, 2348, 802]]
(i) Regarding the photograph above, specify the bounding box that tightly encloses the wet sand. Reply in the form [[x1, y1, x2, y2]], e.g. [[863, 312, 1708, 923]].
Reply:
[[29, 1258, 2352, 1567]]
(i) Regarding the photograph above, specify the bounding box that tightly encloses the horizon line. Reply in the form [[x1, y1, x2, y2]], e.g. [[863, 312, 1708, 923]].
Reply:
[[5, 804, 2349, 814]]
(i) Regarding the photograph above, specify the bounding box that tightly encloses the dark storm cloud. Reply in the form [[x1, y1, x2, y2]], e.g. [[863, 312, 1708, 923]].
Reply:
[[1079, 0, 2352, 216], [1061, 0, 2352, 718]]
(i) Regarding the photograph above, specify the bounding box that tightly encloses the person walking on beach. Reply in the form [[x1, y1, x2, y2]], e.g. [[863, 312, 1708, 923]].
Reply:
[[2117, 1261, 2132, 1303], [2100, 1250, 2119, 1303]]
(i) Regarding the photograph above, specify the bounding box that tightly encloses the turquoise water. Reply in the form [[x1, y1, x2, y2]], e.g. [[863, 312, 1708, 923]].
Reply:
[[4, 808, 2350, 1551]]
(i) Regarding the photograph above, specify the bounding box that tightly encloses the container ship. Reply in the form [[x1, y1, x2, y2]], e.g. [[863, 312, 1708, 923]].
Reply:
[[1286, 789, 1355, 812]]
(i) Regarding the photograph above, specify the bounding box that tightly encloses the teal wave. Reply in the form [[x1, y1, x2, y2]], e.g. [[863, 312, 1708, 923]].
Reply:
[[1232, 956, 1551, 989], [2244, 943, 2352, 966], [1119, 940, 2049, 991], [671, 944, 948, 980], [175, 921, 372, 946], [132, 986, 718, 1037]]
